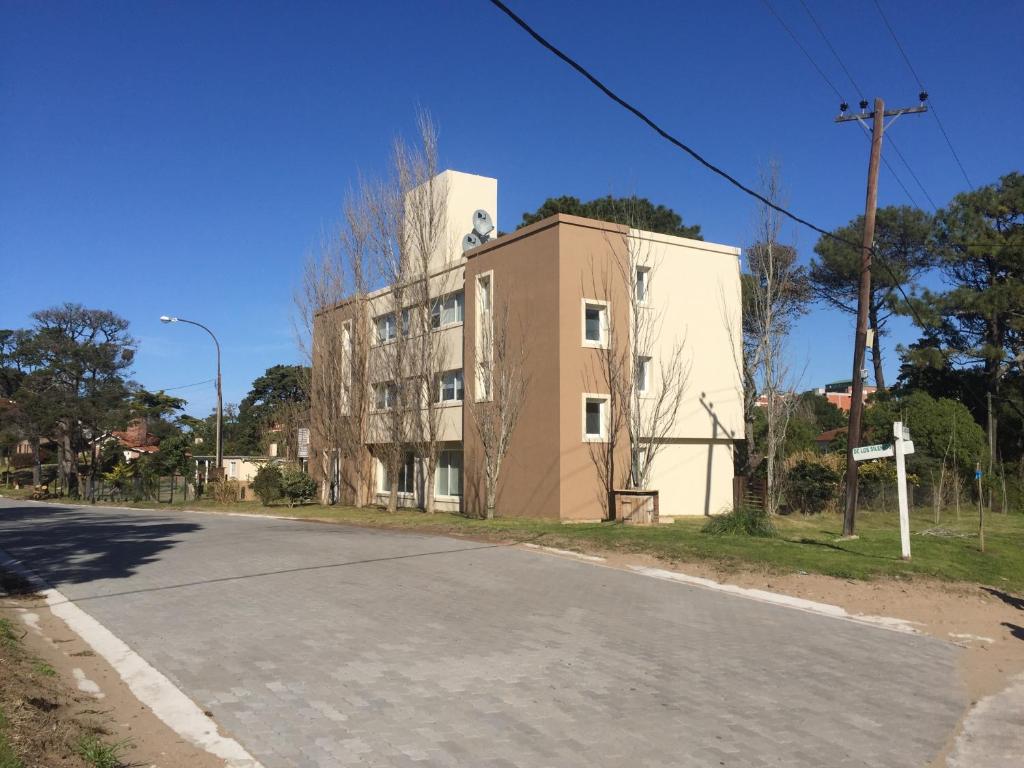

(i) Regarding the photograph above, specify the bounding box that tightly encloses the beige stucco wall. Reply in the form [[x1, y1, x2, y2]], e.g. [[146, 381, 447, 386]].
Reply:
[[418, 170, 498, 273], [646, 441, 736, 517], [638, 230, 744, 443]]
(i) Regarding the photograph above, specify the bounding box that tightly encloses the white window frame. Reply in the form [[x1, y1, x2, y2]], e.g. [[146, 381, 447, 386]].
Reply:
[[431, 291, 465, 330], [475, 271, 494, 402], [435, 448, 463, 498], [581, 393, 610, 442], [375, 313, 397, 344], [636, 266, 651, 304], [341, 319, 353, 413], [374, 381, 397, 411], [436, 369, 464, 404], [581, 299, 610, 348], [636, 355, 651, 395]]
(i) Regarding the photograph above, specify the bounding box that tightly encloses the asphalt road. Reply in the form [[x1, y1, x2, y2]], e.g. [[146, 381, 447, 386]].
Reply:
[[0, 499, 965, 767]]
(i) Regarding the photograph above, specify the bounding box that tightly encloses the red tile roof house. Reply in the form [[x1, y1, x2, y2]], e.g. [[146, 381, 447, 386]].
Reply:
[[101, 418, 162, 461]]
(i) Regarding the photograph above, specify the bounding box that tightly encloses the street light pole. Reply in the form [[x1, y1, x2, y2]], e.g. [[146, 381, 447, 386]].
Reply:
[[160, 316, 223, 473]]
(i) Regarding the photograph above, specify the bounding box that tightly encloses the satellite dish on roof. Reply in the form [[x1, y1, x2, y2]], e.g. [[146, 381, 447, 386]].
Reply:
[[472, 209, 495, 238], [462, 232, 482, 252]]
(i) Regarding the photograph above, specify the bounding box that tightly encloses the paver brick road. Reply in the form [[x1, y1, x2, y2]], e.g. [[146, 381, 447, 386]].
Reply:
[[0, 499, 965, 767]]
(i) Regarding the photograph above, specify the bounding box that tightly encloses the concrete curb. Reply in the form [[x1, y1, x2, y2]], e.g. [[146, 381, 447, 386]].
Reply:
[[627, 565, 921, 635], [0, 548, 263, 768]]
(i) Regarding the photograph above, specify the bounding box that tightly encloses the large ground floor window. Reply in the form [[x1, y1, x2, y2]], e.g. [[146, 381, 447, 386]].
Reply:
[[435, 448, 463, 498], [378, 452, 415, 495]]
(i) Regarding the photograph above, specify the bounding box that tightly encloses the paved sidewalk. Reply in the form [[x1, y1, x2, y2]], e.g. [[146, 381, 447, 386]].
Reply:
[[0, 500, 966, 767]]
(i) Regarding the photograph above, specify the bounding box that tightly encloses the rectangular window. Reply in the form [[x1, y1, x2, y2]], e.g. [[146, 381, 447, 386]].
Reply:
[[476, 273, 494, 401], [583, 395, 608, 441], [398, 452, 415, 494], [636, 356, 651, 393], [437, 370, 464, 403], [375, 313, 396, 343], [378, 453, 414, 494], [400, 308, 411, 337], [582, 300, 608, 347], [636, 267, 650, 303], [374, 382, 397, 410], [436, 449, 463, 497], [431, 291, 465, 329], [341, 320, 353, 412]]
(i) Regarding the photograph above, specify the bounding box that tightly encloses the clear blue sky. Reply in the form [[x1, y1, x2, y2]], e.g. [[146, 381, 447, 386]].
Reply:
[[2, 1, 1021, 417]]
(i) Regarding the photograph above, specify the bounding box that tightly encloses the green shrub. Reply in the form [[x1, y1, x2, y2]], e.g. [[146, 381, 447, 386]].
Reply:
[[787, 460, 841, 514], [280, 467, 316, 507], [702, 504, 776, 537], [251, 464, 283, 506], [76, 735, 130, 768]]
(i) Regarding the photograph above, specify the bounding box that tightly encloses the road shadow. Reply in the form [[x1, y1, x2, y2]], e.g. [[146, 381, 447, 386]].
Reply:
[[0, 503, 201, 588], [983, 586, 1024, 612], [1003, 622, 1024, 642], [794, 537, 896, 562]]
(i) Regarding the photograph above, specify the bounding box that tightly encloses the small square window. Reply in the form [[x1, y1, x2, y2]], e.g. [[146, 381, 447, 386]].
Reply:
[[375, 382, 397, 410], [437, 370, 464, 403], [582, 300, 608, 347], [583, 396, 607, 440], [376, 314, 396, 343], [431, 292, 465, 329]]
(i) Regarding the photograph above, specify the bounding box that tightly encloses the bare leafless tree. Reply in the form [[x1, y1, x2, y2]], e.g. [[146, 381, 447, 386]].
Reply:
[[296, 184, 374, 505], [582, 203, 691, 517], [467, 304, 529, 518], [744, 163, 810, 514], [612, 218, 690, 491], [362, 111, 454, 513]]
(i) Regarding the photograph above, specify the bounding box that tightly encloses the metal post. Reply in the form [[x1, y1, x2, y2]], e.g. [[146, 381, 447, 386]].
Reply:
[[159, 315, 223, 474], [894, 422, 911, 561]]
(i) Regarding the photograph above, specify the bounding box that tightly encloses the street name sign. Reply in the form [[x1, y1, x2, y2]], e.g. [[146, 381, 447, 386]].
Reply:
[[852, 441, 914, 461], [852, 423, 915, 561]]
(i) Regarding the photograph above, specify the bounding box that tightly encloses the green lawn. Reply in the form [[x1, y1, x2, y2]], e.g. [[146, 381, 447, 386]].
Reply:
[[5, 489, 1023, 592]]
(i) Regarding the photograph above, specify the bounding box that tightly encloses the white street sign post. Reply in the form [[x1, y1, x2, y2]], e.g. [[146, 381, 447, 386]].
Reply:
[[893, 421, 911, 561], [853, 422, 914, 560]]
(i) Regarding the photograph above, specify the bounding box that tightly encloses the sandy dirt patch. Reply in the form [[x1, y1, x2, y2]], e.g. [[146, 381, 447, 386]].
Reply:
[[1, 571, 225, 768]]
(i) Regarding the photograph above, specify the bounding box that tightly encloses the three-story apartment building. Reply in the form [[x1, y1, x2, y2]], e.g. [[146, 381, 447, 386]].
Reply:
[[312, 170, 743, 521]]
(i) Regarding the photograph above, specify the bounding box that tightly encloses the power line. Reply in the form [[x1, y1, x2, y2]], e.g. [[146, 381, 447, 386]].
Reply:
[[870, 0, 974, 190], [796, 0, 938, 211], [763, 0, 924, 210], [799, 0, 863, 99], [484, 0, 1021, 335], [885, 135, 938, 211], [762, 0, 843, 101], [159, 378, 215, 392], [486, 0, 850, 245]]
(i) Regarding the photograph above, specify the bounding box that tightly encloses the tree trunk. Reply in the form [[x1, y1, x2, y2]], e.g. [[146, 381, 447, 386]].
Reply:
[[423, 456, 436, 518], [31, 438, 41, 486], [869, 303, 885, 389], [387, 474, 397, 513]]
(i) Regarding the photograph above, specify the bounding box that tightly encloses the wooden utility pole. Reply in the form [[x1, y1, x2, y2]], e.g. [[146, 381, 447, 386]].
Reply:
[[835, 96, 927, 538]]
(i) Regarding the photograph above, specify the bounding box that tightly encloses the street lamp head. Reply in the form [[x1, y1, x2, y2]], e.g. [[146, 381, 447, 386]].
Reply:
[[159, 315, 178, 323]]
